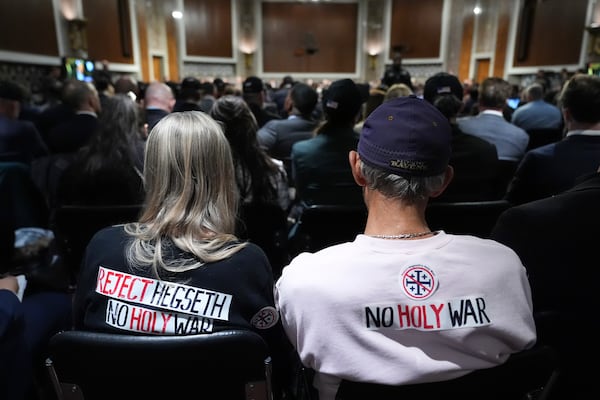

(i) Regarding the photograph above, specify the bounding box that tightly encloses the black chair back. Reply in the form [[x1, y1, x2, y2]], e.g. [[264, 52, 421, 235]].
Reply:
[[237, 202, 290, 279], [491, 159, 519, 199], [288, 204, 367, 257], [426, 199, 512, 238], [0, 161, 49, 229], [51, 204, 142, 280], [46, 329, 274, 400], [335, 345, 560, 400]]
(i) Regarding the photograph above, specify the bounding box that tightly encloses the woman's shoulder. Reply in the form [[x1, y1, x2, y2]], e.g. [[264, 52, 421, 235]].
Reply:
[[88, 224, 131, 246], [235, 241, 269, 260]]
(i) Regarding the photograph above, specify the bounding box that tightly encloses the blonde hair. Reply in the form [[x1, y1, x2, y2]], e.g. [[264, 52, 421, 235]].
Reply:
[[125, 111, 245, 276], [384, 83, 413, 102]]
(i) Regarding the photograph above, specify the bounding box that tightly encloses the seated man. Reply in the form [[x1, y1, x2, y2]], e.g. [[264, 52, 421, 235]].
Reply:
[[491, 166, 600, 397], [275, 96, 537, 400], [257, 82, 319, 163], [505, 73, 600, 205]]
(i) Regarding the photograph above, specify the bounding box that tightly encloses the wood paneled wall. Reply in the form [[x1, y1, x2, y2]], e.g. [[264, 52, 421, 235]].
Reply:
[[261, 2, 358, 73], [184, 0, 232, 58], [514, 0, 588, 66], [166, 11, 180, 81], [0, 0, 57, 56], [390, 0, 443, 58], [83, 0, 134, 63], [492, 3, 511, 78], [458, 13, 474, 82], [135, 0, 150, 80], [0, 0, 594, 81]]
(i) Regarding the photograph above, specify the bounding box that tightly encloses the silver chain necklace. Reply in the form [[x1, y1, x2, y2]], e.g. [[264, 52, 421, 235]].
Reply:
[[369, 231, 435, 240]]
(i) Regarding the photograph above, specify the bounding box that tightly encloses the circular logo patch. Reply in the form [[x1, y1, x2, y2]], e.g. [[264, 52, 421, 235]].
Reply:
[[400, 265, 438, 300], [251, 306, 279, 329]]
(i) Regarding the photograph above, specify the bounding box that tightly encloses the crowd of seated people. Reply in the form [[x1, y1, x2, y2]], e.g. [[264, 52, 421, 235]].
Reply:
[[1, 64, 596, 399]]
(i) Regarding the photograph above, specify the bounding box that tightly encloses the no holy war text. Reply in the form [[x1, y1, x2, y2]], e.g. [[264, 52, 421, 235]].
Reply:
[[105, 298, 214, 334], [365, 296, 491, 331]]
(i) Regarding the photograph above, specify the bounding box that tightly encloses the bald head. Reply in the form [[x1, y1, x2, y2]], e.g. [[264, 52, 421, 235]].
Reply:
[[144, 81, 175, 112]]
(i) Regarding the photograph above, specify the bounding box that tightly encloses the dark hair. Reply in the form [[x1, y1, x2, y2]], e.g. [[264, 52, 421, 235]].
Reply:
[[78, 94, 140, 174], [559, 73, 600, 124], [432, 94, 463, 119], [526, 83, 544, 101], [209, 95, 280, 204], [62, 79, 95, 110], [290, 83, 318, 118], [479, 77, 511, 108]]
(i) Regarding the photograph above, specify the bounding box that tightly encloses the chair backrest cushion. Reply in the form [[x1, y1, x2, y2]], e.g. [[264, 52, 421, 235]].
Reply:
[[47, 329, 272, 400], [335, 345, 559, 400]]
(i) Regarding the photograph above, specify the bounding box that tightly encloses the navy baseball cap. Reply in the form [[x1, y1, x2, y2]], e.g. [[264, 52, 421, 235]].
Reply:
[[322, 79, 363, 121], [243, 76, 264, 93], [0, 80, 25, 102], [358, 95, 452, 177], [423, 72, 464, 103]]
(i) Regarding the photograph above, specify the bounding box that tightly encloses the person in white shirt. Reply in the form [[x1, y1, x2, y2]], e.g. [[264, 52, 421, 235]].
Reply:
[[275, 95, 537, 400]]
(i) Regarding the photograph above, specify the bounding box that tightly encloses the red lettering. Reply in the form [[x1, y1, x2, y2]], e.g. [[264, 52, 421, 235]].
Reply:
[[142, 309, 156, 332], [137, 278, 154, 301], [104, 270, 116, 294], [397, 304, 411, 328], [430, 303, 444, 328], [160, 313, 172, 333], [129, 306, 157, 332], [410, 306, 423, 327], [130, 305, 143, 329], [96, 268, 106, 292], [117, 275, 132, 299], [103, 270, 125, 295], [126, 278, 138, 300], [421, 305, 434, 329], [110, 272, 125, 295]]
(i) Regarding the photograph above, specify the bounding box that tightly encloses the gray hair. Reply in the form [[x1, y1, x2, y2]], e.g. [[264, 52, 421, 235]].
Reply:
[[125, 111, 245, 277], [360, 161, 446, 204]]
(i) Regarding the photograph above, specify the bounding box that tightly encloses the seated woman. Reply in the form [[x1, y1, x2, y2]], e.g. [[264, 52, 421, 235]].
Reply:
[[209, 95, 290, 211], [56, 94, 146, 206], [71, 111, 291, 397]]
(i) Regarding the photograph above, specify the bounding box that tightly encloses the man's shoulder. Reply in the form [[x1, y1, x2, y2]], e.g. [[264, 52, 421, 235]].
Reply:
[[291, 136, 314, 153], [0, 117, 24, 134], [456, 115, 481, 131], [270, 117, 316, 131]]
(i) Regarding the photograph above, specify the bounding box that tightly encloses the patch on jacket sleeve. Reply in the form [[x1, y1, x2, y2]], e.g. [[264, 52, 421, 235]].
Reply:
[[251, 306, 279, 329]]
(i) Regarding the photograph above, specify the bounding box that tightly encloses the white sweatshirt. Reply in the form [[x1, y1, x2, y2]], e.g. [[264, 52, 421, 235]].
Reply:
[[275, 231, 537, 400]]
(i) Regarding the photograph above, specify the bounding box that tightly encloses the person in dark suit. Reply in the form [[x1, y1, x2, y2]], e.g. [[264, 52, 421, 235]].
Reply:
[[290, 79, 364, 207], [422, 72, 501, 201], [172, 76, 203, 112], [491, 168, 600, 398], [257, 82, 319, 162], [34, 79, 77, 145], [56, 94, 145, 207], [381, 45, 414, 92], [45, 79, 101, 154], [505, 73, 600, 205], [242, 76, 281, 128], [272, 75, 294, 118], [142, 81, 175, 134], [0, 80, 48, 164]]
